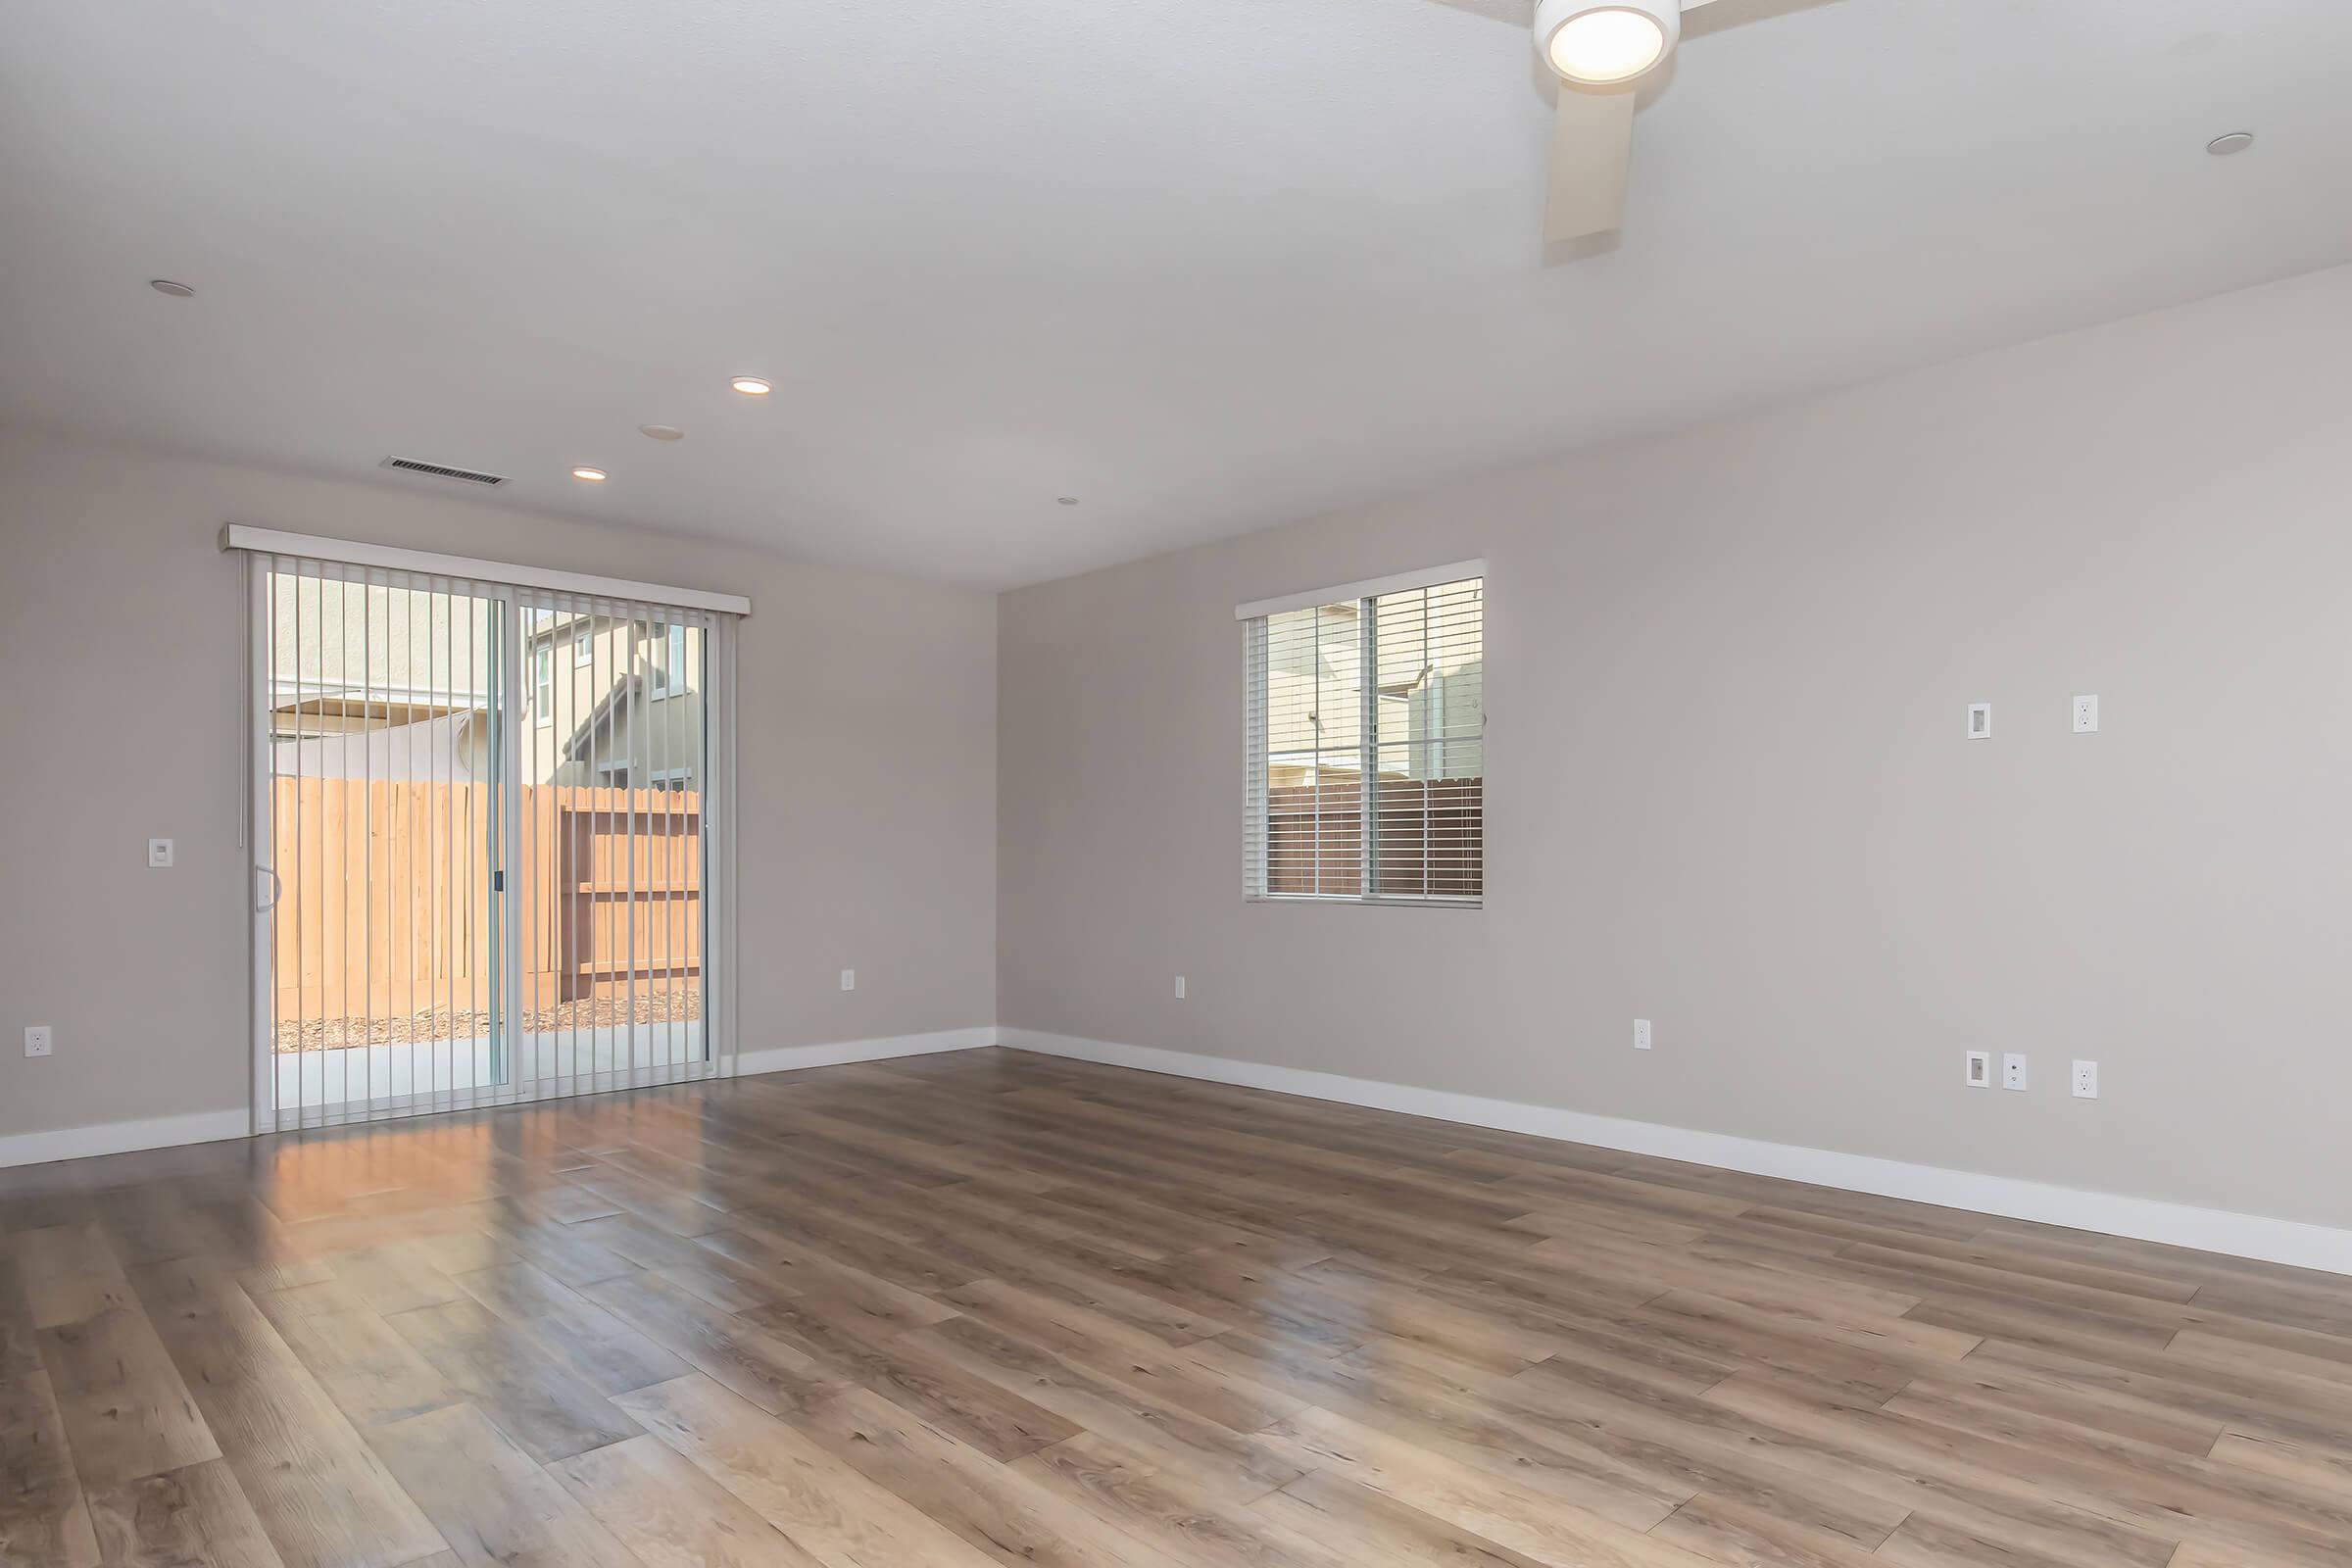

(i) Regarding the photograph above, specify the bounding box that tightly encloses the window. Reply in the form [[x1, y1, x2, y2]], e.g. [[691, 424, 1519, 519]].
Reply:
[[573, 626, 593, 665], [601, 761, 693, 792], [653, 622, 688, 697], [533, 646, 554, 726], [1242, 563, 1483, 904]]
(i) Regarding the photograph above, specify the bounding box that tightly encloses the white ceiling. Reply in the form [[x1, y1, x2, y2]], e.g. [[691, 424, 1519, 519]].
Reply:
[[3, 0, 2347, 588]]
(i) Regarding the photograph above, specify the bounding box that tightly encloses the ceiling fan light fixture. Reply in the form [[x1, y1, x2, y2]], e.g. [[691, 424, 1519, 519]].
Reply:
[[1535, 0, 1678, 85]]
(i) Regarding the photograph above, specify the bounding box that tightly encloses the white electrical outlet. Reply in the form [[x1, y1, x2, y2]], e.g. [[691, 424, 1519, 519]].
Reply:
[[1174, 976, 1187, 1000], [1967, 703, 1992, 740], [24, 1025, 53, 1058], [148, 837, 174, 867], [2072, 1059, 2099, 1099], [1964, 1050, 1990, 1088], [2001, 1053, 2030, 1092], [1634, 1018, 1652, 1052], [839, 968, 856, 992], [2073, 695, 2099, 733]]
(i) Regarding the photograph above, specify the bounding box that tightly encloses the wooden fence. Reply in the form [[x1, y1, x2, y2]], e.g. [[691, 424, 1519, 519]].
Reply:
[[269, 779, 701, 1028], [1266, 776, 1482, 899]]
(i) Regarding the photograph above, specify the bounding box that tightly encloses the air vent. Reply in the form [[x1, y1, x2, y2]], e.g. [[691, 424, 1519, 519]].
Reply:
[[378, 455, 508, 487]]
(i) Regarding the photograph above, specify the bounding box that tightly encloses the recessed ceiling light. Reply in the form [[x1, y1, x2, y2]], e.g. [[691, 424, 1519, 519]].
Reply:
[[729, 376, 773, 396], [1537, 0, 1677, 86], [639, 424, 685, 441], [2207, 132, 2255, 156], [571, 466, 609, 482], [149, 278, 195, 297], [1057, 496, 1080, 506]]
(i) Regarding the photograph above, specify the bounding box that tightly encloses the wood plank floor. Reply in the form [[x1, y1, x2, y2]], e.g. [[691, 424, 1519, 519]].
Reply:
[[6, 1049, 2352, 1567]]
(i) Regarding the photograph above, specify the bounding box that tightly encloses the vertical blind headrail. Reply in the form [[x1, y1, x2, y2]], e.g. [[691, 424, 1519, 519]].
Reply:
[[221, 525, 754, 618]]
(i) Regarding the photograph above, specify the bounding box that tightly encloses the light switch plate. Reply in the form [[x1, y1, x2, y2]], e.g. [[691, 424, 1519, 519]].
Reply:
[[148, 837, 174, 867], [1174, 976, 1187, 1000], [1967, 703, 1992, 740], [839, 968, 856, 992], [1964, 1050, 1990, 1088]]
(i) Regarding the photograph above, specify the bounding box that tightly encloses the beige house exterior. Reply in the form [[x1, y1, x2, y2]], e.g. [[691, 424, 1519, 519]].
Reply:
[[1263, 589, 1483, 789], [524, 609, 706, 792], [263, 579, 703, 787]]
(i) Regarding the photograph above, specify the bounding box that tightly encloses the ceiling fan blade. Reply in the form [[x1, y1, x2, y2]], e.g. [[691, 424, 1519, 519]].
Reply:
[[1544, 86, 1636, 249], [1679, 0, 1842, 40]]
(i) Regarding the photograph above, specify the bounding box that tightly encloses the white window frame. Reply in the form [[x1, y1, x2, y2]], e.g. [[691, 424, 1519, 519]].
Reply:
[[533, 645, 554, 726], [1240, 560, 1484, 908], [573, 626, 593, 666]]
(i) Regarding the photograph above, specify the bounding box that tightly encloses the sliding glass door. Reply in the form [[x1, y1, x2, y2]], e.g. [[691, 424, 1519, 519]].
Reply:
[[249, 553, 730, 1129]]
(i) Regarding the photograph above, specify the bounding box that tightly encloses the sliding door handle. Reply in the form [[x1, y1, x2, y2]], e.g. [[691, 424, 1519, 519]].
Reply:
[[256, 864, 283, 912]]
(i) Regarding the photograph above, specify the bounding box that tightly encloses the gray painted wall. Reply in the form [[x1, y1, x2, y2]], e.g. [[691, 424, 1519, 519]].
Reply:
[[999, 263, 2352, 1228], [0, 426, 998, 1140]]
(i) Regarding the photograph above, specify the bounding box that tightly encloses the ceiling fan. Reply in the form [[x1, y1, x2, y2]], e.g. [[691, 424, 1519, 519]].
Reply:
[[1435, 0, 1841, 254]]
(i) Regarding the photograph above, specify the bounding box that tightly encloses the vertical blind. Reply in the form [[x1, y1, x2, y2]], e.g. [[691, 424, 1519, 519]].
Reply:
[[1243, 566, 1485, 904], [239, 540, 742, 1131]]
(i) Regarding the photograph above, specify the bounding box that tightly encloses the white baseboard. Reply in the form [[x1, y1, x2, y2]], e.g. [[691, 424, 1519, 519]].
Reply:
[[1000, 1029, 2352, 1278], [0, 1027, 997, 1172], [21, 1026, 2344, 1279], [0, 1108, 253, 1171], [730, 1026, 997, 1078]]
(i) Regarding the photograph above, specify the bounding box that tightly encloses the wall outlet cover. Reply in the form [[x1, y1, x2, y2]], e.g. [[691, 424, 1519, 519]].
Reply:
[[1174, 976, 1187, 1000], [839, 969, 856, 992], [24, 1026, 54, 1058], [2073, 695, 2100, 733], [2072, 1059, 2099, 1099], [2002, 1053, 2030, 1092], [1634, 1018, 1652, 1052]]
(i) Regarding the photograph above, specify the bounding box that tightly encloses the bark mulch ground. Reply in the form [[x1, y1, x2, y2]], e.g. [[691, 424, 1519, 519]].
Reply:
[[272, 989, 701, 1053]]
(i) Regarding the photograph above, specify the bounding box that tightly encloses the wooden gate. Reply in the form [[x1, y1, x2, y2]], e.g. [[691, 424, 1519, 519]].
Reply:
[[543, 787, 702, 1003]]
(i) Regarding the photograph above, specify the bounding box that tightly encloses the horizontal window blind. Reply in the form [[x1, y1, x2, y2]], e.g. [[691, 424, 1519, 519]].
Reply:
[[1244, 570, 1483, 905]]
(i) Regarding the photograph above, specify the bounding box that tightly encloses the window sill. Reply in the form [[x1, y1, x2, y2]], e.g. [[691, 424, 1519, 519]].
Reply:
[[1246, 894, 1481, 910]]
